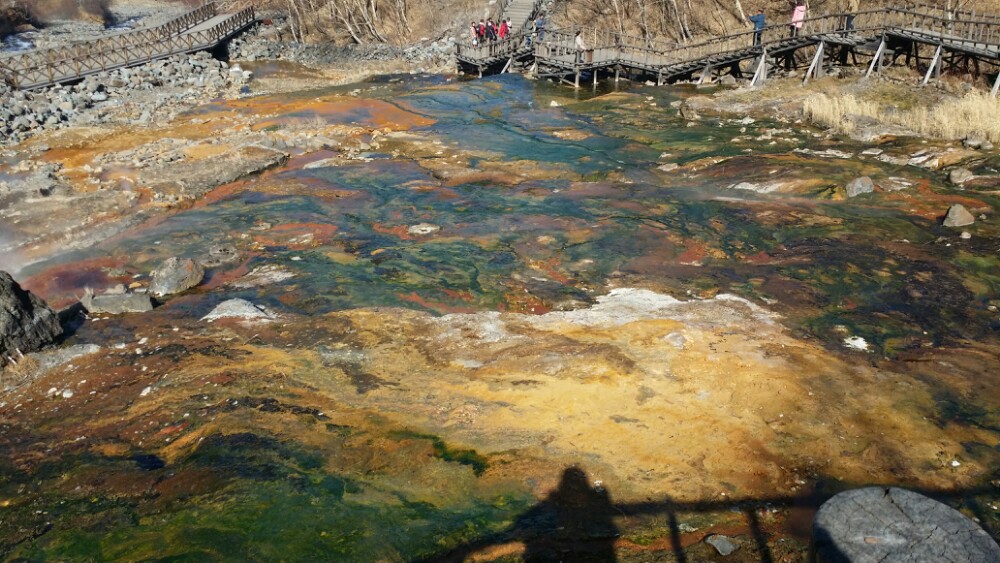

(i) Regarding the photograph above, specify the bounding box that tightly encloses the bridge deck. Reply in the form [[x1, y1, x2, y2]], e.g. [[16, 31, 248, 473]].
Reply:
[[459, 6, 1000, 89], [0, 2, 257, 90]]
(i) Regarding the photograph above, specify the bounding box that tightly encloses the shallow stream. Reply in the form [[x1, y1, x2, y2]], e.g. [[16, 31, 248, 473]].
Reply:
[[2, 73, 999, 561]]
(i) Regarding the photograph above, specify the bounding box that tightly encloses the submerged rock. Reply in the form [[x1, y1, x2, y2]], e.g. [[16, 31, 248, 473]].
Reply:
[[202, 298, 276, 322], [943, 204, 975, 227], [81, 290, 154, 314], [149, 257, 204, 297], [845, 176, 874, 198], [0, 271, 63, 368], [814, 487, 1000, 563]]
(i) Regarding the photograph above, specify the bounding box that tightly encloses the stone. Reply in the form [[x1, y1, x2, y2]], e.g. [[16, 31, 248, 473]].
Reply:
[[963, 132, 993, 150], [949, 167, 974, 185], [845, 176, 875, 197], [657, 163, 679, 172], [678, 103, 700, 120], [814, 487, 1000, 563], [202, 298, 276, 322], [199, 244, 242, 268], [81, 290, 154, 314], [943, 204, 975, 227], [705, 534, 739, 556], [148, 257, 204, 297], [0, 271, 63, 368]]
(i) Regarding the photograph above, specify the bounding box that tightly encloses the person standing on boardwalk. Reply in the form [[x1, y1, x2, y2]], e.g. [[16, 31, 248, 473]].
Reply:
[[845, 0, 859, 30], [790, 1, 806, 37], [534, 14, 547, 42], [575, 30, 589, 63], [749, 9, 766, 46], [498, 18, 509, 39]]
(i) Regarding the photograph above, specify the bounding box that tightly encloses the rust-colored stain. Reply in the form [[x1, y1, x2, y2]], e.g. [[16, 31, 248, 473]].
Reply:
[[252, 222, 339, 249]]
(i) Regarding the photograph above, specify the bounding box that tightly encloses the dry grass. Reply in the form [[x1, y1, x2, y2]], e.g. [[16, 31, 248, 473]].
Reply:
[[804, 89, 1000, 143]]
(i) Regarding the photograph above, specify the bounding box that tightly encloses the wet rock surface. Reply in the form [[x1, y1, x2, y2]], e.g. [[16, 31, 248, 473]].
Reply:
[[0, 271, 62, 368]]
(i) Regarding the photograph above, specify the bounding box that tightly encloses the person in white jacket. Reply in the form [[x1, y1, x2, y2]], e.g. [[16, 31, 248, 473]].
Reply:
[[574, 30, 589, 63]]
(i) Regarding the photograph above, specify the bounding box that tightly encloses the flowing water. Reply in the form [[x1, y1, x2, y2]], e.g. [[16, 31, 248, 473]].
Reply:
[[2, 73, 999, 561]]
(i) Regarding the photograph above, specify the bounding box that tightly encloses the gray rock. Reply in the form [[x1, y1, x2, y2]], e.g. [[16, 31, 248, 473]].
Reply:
[[148, 257, 204, 297], [814, 487, 1000, 563], [943, 204, 975, 227], [845, 176, 875, 197], [0, 271, 63, 368], [81, 290, 154, 314], [201, 298, 276, 322], [963, 132, 993, 151], [949, 167, 975, 185], [705, 534, 739, 556]]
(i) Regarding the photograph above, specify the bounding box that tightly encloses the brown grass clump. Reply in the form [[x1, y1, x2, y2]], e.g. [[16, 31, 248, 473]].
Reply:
[[804, 89, 1000, 144]]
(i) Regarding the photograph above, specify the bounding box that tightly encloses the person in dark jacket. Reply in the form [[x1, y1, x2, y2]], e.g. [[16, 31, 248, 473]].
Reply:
[[749, 8, 766, 46]]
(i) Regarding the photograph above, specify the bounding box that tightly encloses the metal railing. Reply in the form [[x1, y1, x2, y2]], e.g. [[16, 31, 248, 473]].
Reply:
[[1, 3, 256, 90]]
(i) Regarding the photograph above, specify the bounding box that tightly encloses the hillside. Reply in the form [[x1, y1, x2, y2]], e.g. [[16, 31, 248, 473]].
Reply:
[[4, 0, 999, 50]]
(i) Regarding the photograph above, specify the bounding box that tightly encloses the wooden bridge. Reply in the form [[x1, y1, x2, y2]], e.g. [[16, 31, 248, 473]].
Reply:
[[457, 4, 1000, 96], [0, 2, 257, 90]]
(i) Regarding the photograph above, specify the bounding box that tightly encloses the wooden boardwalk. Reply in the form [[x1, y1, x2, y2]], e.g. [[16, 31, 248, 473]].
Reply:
[[0, 2, 257, 90], [458, 5, 1000, 95]]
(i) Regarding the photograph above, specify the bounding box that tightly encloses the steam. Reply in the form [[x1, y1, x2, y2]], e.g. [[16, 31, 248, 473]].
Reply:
[[0, 230, 26, 278], [14, 0, 112, 26]]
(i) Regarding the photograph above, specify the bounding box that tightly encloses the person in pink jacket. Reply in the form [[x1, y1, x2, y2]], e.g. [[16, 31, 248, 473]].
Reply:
[[790, 1, 806, 37]]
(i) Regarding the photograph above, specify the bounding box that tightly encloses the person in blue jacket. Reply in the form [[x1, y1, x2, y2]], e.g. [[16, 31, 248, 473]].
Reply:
[[749, 9, 766, 46]]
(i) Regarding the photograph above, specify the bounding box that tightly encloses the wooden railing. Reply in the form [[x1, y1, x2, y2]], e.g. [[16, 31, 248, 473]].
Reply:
[[528, 6, 1000, 74], [158, 2, 219, 39], [1, 4, 256, 90]]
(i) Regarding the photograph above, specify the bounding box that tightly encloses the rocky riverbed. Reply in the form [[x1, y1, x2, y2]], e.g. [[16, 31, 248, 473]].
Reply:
[[1, 33, 1000, 563]]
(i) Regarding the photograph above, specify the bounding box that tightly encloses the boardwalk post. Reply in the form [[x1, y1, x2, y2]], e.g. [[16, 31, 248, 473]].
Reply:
[[803, 41, 825, 85], [865, 38, 886, 78], [992, 71, 1000, 98], [922, 44, 942, 85]]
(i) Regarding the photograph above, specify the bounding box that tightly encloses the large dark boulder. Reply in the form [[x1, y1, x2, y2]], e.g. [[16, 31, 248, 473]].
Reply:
[[0, 271, 62, 367]]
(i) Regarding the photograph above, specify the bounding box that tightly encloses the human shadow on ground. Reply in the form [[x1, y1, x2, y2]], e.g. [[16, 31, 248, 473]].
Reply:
[[417, 466, 619, 563], [415, 466, 1000, 563]]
